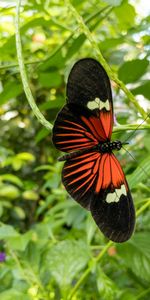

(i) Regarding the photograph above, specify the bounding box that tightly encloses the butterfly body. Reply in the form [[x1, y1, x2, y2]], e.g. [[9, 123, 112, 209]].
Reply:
[[52, 58, 135, 243], [98, 140, 122, 153]]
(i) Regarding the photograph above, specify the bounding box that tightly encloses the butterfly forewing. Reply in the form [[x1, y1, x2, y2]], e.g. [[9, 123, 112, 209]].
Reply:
[[67, 58, 113, 109], [52, 58, 135, 243], [67, 58, 114, 140]]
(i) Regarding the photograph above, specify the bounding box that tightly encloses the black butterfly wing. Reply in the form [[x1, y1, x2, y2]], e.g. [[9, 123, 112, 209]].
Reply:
[[90, 153, 135, 242], [67, 58, 113, 110], [67, 58, 114, 140], [52, 58, 114, 152], [62, 151, 135, 242]]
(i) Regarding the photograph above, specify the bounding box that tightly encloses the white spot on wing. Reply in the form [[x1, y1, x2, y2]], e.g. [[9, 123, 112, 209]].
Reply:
[[87, 97, 110, 111], [106, 184, 127, 203]]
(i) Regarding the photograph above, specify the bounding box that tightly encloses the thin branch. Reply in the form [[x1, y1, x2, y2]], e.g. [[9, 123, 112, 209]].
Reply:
[[65, 0, 147, 120], [0, 60, 43, 70], [15, 0, 52, 131]]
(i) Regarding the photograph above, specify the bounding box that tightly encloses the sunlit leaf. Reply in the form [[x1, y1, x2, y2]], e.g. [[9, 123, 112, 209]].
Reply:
[[38, 72, 62, 88], [114, 3, 136, 29], [0, 174, 23, 188], [96, 266, 118, 300], [0, 81, 22, 105], [22, 190, 38, 201], [16, 153, 35, 162], [103, 0, 122, 7], [0, 184, 20, 199], [132, 81, 150, 100], [118, 59, 149, 84], [0, 289, 31, 300], [117, 232, 150, 282], [35, 128, 49, 143], [128, 155, 150, 188], [44, 240, 90, 287]]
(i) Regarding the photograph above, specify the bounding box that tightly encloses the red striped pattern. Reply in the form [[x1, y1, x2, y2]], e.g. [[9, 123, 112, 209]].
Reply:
[[62, 151, 126, 208]]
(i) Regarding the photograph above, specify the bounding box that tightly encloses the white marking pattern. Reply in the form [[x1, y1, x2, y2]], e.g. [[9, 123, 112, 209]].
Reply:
[[106, 185, 126, 203], [87, 97, 110, 111]]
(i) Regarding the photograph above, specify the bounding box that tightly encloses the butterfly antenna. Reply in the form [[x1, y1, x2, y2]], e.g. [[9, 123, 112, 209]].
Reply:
[[123, 113, 150, 144], [122, 145, 148, 178]]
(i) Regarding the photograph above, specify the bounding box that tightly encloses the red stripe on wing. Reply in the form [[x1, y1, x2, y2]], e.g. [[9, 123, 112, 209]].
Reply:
[[52, 105, 99, 153], [62, 151, 102, 209]]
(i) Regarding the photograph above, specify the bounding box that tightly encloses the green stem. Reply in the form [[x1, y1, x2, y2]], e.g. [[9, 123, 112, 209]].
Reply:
[[0, 60, 43, 70], [65, 0, 147, 120], [113, 123, 150, 133], [15, 0, 52, 131]]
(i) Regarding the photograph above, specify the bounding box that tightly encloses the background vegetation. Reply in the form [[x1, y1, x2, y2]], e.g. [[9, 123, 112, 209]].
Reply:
[[0, 0, 150, 299]]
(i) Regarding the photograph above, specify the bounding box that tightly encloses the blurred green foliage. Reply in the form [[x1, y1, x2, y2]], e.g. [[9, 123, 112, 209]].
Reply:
[[0, 0, 150, 299]]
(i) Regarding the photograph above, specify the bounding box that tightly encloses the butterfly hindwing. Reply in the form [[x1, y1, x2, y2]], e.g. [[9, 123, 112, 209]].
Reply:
[[90, 154, 135, 242], [62, 152, 135, 242], [90, 187, 135, 243], [62, 151, 102, 209]]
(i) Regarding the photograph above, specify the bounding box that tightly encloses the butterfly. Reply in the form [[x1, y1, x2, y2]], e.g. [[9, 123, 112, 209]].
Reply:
[[52, 58, 135, 243]]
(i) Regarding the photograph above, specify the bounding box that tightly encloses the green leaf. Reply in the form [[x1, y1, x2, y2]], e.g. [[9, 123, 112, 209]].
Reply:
[[103, 0, 122, 6], [128, 155, 150, 188], [114, 3, 136, 29], [12, 159, 22, 171], [39, 97, 64, 111], [67, 34, 85, 60], [35, 128, 49, 143], [13, 207, 26, 220], [0, 184, 20, 199], [132, 81, 150, 100], [0, 17, 60, 57], [117, 232, 150, 282], [0, 174, 23, 188], [96, 266, 118, 300], [38, 71, 62, 88], [22, 190, 38, 201], [120, 291, 137, 300], [100, 37, 124, 51], [86, 215, 97, 244], [38, 51, 65, 71], [16, 152, 35, 162], [44, 240, 90, 288], [44, 172, 60, 189], [8, 231, 33, 251], [0, 289, 31, 300], [118, 59, 149, 84], [0, 81, 22, 105], [0, 224, 19, 239], [0, 224, 33, 250]]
